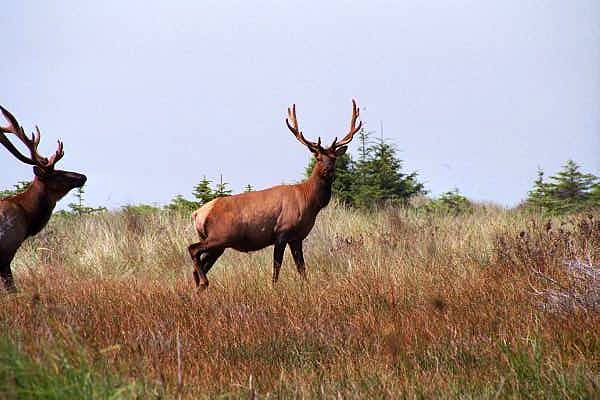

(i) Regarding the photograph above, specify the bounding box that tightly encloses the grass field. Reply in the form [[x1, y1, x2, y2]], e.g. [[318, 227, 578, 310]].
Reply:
[[1, 203, 599, 399]]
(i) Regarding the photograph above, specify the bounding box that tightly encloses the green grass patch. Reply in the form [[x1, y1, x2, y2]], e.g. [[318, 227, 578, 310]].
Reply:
[[0, 334, 146, 400]]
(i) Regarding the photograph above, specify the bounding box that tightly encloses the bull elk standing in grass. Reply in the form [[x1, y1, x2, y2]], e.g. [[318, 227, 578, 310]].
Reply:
[[188, 100, 362, 290], [0, 106, 86, 291]]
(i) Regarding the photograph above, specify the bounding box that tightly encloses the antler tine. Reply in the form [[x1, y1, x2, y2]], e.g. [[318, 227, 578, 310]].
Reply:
[[34, 126, 63, 168], [32, 126, 41, 147], [0, 105, 24, 137], [0, 105, 39, 165], [332, 99, 362, 148], [26, 126, 47, 164], [46, 139, 64, 167], [0, 105, 55, 168], [285, 103, 323, 152]]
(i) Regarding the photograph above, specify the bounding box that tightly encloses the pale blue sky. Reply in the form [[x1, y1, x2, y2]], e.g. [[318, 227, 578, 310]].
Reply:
[[1, 1, 599, 208]]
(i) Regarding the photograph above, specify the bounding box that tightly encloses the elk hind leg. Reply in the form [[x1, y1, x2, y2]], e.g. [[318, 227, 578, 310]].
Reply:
[[202, 248, 224, 276], [289, 240, 307, 280], [188, 242, 209, 290], [193, 248, 225, 287]]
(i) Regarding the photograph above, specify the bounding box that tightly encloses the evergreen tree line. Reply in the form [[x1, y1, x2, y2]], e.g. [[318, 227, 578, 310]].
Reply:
[[164, 174, 241, 213], [305, 128, 426, 208], [526, 160, 600, 214], [1, 129, 598, 216], [162, 127, 477, 215]]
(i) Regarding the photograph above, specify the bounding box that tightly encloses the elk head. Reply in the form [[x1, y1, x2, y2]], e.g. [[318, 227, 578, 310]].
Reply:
[[286, 99, 362, 181], [0, 106, 86, 201]]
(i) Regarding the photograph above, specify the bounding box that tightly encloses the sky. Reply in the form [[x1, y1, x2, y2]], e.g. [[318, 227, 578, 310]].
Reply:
[[1, 1, 599, 209]]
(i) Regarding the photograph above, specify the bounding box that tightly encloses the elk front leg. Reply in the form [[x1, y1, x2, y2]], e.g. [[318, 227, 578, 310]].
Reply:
[[288, 240, 307, 280], [0, 253, 16, 293], [272, 241, 286, 284]]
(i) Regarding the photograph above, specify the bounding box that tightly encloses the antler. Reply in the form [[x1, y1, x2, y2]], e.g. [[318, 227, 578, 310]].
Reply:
[[285, 104, 324, 153], [0, 105, 64, 170], [329, 99, 362, 149]]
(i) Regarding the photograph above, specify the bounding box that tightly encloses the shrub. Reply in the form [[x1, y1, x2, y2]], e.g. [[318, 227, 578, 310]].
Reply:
[[420, 189, 473, 215]]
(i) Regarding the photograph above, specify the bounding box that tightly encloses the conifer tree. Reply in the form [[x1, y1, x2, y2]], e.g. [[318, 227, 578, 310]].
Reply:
[[549, 160, 597, 212], [526, 160, 599, 214], [352, 127, 378, 207], [167, 174, 231, 213], [304, 125, 425, 207], [192, 176, 215, 205], [357, 126, 372, 163], [359, 135, 425, 206], [214, 174, 232, 198], [330, 153, 355, 205], [526, 168, 553, 211], [67, 185, 106, 215]]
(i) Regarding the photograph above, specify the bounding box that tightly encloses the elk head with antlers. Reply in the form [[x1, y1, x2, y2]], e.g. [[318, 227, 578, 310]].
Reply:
[[0, 106, 86, 291], [188, 100, 361, 290]]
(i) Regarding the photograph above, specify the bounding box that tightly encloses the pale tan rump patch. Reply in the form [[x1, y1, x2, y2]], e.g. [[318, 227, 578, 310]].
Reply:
[[192, 199, 219, 239]]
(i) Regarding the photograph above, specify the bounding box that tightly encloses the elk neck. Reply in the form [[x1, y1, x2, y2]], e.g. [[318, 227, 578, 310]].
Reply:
[[11, 177, 56, 237], [303, 164, 334, 211]]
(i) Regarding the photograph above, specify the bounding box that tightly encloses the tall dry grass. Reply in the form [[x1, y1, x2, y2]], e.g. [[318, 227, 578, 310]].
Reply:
[[1, 203, 599, 398]]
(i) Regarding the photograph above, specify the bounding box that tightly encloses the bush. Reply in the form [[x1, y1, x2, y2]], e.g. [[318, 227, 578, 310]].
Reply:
[[121, 204, 161, 215], [420, 189, 473, 215]]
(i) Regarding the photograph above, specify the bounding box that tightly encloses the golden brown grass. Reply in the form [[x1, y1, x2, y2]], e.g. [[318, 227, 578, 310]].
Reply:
[[1, 203, 599, 398]]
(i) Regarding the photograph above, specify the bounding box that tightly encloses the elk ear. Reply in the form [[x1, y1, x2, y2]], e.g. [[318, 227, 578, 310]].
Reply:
[[334, 146, 348, 157]]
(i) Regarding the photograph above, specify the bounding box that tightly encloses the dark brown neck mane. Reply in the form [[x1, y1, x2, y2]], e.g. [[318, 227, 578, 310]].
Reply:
[[9, 178, 55, 237], [303, 164, 334, 211]]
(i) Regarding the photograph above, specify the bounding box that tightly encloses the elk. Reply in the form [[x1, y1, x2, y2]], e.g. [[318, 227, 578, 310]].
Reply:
[[0, 106, 86, 292], [188, 100, 362, 290]]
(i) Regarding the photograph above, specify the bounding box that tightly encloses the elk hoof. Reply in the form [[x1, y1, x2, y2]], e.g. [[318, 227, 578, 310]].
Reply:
[[196, 283, 209, 293]]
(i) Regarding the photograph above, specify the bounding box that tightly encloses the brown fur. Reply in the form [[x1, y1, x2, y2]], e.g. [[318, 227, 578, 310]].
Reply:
[[0, 107, 86, 292], [188, 101, 361, 290]]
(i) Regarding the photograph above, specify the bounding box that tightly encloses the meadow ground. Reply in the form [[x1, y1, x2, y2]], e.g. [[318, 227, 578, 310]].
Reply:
[[0, 203, 598, 399]]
